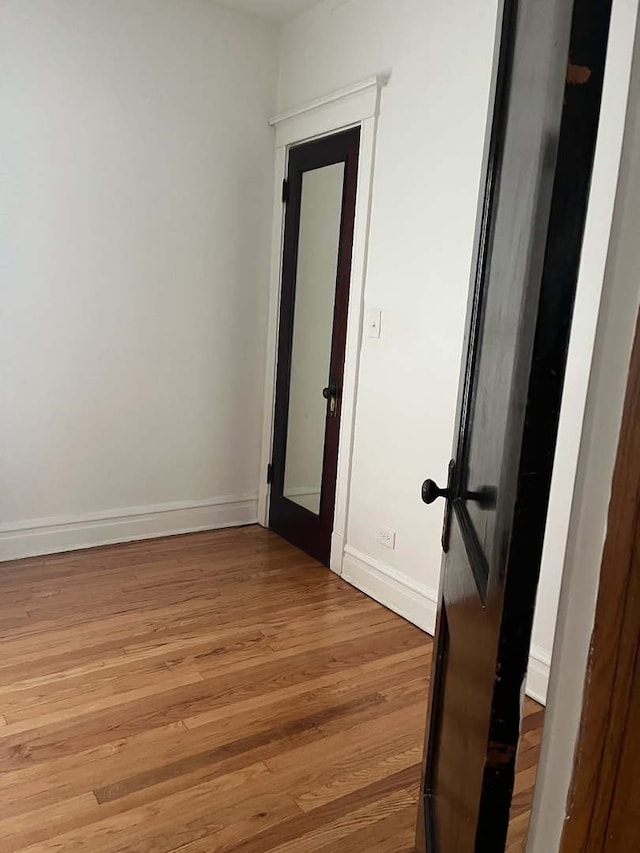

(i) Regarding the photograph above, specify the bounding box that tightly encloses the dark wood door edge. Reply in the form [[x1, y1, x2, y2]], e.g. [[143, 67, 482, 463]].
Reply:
[[561, 308, 640, 851]]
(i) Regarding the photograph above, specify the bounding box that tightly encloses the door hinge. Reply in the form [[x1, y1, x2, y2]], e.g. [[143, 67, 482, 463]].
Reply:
[[282, 179, 290, 204], [267, 463, 273, 484]]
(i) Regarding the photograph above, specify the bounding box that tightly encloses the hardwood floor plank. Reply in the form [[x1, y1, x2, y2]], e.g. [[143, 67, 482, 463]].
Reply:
[[251, 787, 417, 853], [312, 804, 417, 853], [0, 667, 205, 736], [295, 744, 423, 812], [207, 765, 419, 853], [12, 762, 282, 853], [182, 646, 427, 731], [92, 694, 384, 805], [0, 527, 543, 852], [17, 646, 407, 811]]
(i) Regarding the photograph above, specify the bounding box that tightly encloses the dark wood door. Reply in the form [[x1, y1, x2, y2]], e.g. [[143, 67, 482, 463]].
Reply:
[[604, 642, 640, 847], [269, 128, 359, 566], [416, 0, 612, 850]]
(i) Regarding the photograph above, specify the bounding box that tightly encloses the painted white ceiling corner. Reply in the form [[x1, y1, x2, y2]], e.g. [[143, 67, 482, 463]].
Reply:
[[214, 0, 324, 23]]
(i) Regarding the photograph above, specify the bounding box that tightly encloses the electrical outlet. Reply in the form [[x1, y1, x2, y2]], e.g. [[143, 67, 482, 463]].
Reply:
[[377, 527, 396, 549]]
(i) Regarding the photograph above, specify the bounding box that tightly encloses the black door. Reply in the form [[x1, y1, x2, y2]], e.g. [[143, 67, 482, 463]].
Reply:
[[416, 0, 611, 850], [269, 128, 360, 565]]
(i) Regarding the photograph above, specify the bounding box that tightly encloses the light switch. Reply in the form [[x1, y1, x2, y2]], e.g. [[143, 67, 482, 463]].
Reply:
[[366, 309, 382, 339]]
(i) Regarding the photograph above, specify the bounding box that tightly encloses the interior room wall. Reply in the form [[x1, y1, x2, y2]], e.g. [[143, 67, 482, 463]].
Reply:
[[276, 0, 633, 702], [0, 0, 279, 558]]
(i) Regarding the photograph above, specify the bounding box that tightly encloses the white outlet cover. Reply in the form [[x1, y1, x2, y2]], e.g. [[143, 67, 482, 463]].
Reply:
[[377, 527, 396, 549]]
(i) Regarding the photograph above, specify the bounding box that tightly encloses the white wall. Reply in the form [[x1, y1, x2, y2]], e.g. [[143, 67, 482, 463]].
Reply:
[[528, 6, 640, 848], [276, 0, 633, 703], [0, 0, 278, 558]]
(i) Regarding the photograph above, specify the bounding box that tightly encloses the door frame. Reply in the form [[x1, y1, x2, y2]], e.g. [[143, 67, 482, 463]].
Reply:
[[269, 128, 360, 565], [559, 308, 640, 849], [258, 73, 389, 572]]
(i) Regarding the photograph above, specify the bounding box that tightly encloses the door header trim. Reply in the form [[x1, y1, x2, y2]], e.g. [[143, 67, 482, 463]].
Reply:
[[268, 73, 390, 148]]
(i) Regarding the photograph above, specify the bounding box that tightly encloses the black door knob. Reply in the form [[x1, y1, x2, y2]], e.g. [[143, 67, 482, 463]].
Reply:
[[421, 479, 450, 505], [322, 380, 338, 399]]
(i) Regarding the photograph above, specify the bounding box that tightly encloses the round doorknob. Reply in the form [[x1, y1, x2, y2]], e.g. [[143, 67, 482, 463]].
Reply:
[[421, 479, 450, 504], [322, 382, 338, 399]]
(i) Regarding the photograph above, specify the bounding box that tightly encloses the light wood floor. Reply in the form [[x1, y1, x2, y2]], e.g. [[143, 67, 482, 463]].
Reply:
[[0, 527, 542, 852]]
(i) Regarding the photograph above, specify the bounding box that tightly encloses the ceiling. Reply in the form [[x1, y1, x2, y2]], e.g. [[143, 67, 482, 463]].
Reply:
[[215, 0, 323, 23]]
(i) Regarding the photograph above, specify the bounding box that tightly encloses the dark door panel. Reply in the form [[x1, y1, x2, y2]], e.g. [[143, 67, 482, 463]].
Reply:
[[416, 0, 612, 849], [269, 128, 360, 565]]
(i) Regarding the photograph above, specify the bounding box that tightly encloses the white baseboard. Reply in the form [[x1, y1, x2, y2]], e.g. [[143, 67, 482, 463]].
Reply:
[[341, 545, 438, 634], [340, 544, 550, 705], [0, 495, 258, 562], [329, 531, 345, 576], [525, 645, 551, 705]]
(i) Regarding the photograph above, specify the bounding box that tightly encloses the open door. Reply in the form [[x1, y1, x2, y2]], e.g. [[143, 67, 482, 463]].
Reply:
[[416, 0, 612, 850]]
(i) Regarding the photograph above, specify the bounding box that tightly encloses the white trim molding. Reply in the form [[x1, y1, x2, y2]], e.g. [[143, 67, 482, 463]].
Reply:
[[526, 645, 552, 706], [0, 495, 258, 562], [258, 73, 390, 570], [341, 545, 439, 635], [341, 543, 551, 704], [268, 73, 390, 148]]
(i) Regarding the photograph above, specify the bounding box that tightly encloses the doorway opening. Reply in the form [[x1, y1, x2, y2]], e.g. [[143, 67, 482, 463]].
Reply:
[[269, 128, 360, 565]]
